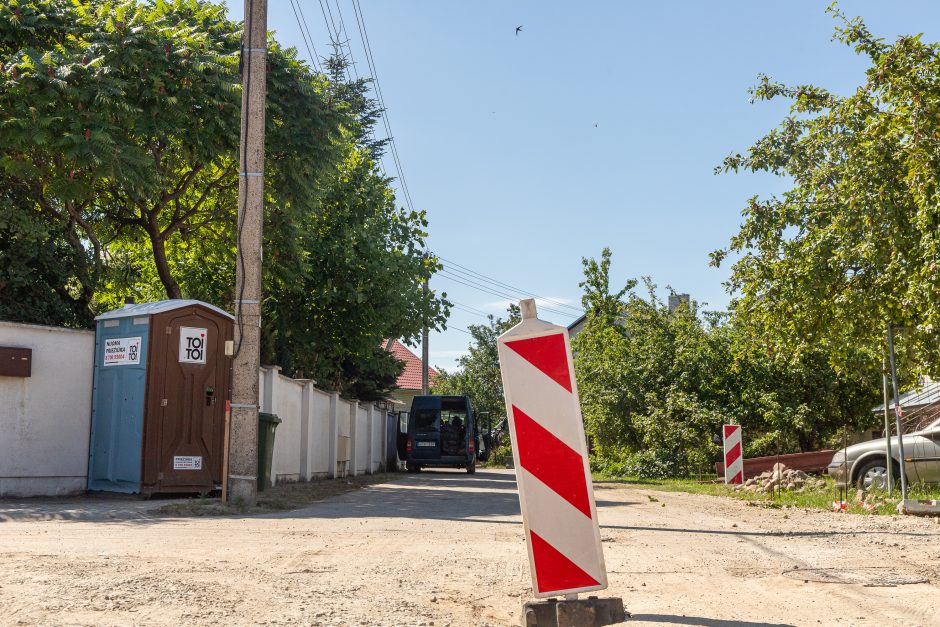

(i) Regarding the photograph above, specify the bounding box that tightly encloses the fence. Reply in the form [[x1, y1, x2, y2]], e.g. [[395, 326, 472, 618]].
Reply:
[[0, 318, 390, 496], [0, 321, 96, 497], [259, 366, 389, 486]]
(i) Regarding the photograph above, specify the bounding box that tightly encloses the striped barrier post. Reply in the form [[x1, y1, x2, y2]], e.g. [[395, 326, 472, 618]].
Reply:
[[497, 299, 607, 598], [723, 424, 743, 485]]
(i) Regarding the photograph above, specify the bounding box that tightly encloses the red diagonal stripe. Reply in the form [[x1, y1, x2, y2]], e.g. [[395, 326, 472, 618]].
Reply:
[[530, 530, 599, 594], [505, 333, 572, 392], [723, 424, 739, 439], [513, 405, 591, 518], [725, 441, 741, 466], [729, 470, 743, 485]]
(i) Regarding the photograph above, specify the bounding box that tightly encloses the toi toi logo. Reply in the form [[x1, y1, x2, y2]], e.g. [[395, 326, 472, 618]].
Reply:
[[185, 335, 205, 361]]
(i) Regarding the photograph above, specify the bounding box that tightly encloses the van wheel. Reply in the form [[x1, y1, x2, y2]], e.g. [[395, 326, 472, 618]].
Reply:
[[406, 462, 421, 473], [466, 460, 476, 474]]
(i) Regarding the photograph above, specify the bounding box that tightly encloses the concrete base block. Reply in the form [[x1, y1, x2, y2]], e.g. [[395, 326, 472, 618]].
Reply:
[[522, 596, 628, 627], [899, 499, 940, 516]]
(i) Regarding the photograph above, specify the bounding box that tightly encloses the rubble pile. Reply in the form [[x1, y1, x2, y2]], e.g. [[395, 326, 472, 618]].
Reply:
[[736, 463, 826, 493]]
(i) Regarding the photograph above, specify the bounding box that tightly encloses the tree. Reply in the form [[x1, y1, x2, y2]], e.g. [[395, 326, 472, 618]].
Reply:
[[432, 305, 520, 421], [572, 249, 879, 478], [0, 178, 93, 326], [0, 0, 449, 398], [712, 6, 940, 375]]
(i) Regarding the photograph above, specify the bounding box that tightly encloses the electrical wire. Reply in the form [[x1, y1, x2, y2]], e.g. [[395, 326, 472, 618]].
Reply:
[[350, 0, 417, 213], [435, 252, 583, 313], [288, 0, 322, 74], [438, 270, 578, 319], [437, 271, 578, 319], [233, 1, 256, 359], [451, 301, 491, 317]]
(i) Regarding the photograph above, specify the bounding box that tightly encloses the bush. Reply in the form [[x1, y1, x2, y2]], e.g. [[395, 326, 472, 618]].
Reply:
[[484, 440, 514, 468]]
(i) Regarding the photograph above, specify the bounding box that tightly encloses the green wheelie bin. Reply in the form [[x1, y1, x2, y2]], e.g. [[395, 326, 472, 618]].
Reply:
[[257, 412, 281, 490]]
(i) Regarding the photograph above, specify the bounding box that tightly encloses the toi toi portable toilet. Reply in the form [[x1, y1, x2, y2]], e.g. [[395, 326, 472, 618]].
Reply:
[[88, 300, 234, 495]]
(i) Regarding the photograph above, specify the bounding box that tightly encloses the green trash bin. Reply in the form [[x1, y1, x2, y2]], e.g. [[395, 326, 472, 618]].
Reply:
[[257, 412, 281, 491]]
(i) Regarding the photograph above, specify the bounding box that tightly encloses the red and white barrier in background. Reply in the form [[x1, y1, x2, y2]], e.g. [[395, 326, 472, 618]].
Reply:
[[497, 299, 607, 598], [723, 424, 743, 485]]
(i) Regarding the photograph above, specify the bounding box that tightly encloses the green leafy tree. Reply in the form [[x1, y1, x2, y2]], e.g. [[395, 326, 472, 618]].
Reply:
[[0, 178, 93, 326], [712, 6, 940, 375], [433, 305, 520, 421], [0, 0, 449, 398], [573, 249, 879, 478]]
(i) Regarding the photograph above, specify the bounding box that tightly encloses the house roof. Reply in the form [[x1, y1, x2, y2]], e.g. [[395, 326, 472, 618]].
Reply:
[[95, 299, 233, 321], [384, 339, 437, 391], [872, 381, 940, 412], [567, 313, 587, 332]]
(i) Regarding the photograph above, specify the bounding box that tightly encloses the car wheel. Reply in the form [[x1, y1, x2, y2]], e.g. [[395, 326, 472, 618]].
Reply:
[[406, 462, 421, 473], [855, 459, 895, 491]]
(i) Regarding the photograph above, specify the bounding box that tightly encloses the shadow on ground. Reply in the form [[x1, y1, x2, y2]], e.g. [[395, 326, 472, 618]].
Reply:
[[630, 616, 795, 627]]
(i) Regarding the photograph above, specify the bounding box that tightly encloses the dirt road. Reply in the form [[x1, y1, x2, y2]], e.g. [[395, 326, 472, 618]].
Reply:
[[1, 469, 938, 626]]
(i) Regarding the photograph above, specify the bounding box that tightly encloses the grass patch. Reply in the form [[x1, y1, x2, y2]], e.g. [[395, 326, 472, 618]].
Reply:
[[594, 473, 940, 516], [154, 472, 399, 517]]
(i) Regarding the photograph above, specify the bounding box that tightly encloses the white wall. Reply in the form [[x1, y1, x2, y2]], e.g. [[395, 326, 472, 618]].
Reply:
[[0, 321, 95, 497], [261, 367, 387, 486], [0, 329, 388, 496]]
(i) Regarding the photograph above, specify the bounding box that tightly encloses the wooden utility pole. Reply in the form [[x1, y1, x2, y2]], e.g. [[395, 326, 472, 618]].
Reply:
[[227, 0, 267, 506], [421, 277, 429, 395]]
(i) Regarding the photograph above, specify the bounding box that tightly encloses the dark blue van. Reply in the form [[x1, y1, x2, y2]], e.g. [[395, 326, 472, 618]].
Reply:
[[405, 395, 478, 473]]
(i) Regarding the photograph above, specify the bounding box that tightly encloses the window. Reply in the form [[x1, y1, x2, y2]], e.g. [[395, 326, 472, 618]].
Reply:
[[414, 409, 438, 432]]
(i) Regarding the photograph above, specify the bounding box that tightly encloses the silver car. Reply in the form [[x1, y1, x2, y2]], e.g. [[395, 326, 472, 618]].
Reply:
[[828, 417, 940, 490]]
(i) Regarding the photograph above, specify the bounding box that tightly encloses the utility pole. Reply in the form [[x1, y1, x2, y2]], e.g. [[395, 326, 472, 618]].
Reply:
[[421, 277, 429, 395], [887, 322, 908, 503], [227, 0, 267, 506], [882, 356, 893, 495]]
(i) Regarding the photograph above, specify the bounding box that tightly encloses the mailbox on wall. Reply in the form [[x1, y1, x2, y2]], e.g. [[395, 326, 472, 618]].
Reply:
[[87, 300, 234, 495], [0, 347, 31, 377]]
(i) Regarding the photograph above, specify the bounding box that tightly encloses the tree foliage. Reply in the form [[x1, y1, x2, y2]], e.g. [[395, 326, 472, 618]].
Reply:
[[573, 249, 879, 479], [432, 305, 520, 421], [0, 0, 448, 399], [712, 6, 940, 374]]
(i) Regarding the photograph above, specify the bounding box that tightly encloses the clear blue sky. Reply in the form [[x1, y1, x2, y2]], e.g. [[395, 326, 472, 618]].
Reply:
[[224, 1, 940, 371]]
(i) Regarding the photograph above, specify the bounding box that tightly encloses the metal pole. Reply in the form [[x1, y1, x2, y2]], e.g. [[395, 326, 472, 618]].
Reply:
[[421, 278, 429, 395], [887, 322, 908, 503], [882, 356, 893, 496], [227, 0, 267, 505]]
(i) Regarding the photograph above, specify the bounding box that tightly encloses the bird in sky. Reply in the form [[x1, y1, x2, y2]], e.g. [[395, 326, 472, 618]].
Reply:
[[515, 25, 523, 36]]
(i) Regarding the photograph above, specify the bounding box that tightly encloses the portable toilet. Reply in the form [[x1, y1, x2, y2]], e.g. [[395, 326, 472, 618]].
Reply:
[[88, 300, 234, 495]]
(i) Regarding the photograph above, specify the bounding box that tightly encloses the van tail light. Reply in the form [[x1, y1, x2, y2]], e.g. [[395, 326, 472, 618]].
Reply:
[[468, 439, 475, 455], [406, 437, 413, 454]]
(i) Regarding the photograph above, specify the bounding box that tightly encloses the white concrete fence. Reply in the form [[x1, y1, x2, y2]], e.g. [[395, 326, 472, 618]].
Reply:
[[0, 321, 95, 497], [0, 320, 389, 497], [259, 366, 389, 486]]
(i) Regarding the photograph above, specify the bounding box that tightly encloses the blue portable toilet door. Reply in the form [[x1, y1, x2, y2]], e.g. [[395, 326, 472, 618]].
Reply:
[[88, 316, 150, 493]]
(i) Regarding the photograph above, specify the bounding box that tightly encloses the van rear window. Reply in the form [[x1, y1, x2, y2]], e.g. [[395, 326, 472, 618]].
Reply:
[[414, 409, 438, 432]]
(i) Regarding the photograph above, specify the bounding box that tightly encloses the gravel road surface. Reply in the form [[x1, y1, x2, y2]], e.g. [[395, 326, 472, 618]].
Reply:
[[1, 469, 938, 625]]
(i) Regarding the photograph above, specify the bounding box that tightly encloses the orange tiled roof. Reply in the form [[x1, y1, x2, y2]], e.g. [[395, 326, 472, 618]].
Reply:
[[384, 339, 438, 391]]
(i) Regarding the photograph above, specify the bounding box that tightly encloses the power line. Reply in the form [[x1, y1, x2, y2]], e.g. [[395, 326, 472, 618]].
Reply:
[[332, 0, 360, 81], [318, 0, 340, 42], [436, 253, 583, 314], [351, 0, 417, 214], [451, 304, 489, 319], [451, 301, 491, 317], [437, 271, 578, 319], [288, 0, 322, 73]]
